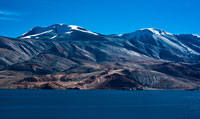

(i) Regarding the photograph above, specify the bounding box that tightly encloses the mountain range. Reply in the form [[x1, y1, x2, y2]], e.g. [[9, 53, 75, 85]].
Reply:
[[0, 24, 200, 90]]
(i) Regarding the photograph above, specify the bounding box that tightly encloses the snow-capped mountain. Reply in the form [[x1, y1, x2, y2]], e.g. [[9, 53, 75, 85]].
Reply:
[[0, 24, 200, 90], [18, 25, 200, 63], [20, 24, 99, 40], [121, 28, 200, 62]]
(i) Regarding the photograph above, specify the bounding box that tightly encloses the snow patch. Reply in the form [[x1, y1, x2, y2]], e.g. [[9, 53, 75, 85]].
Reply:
[[21, 30, 53, 39], [153, 35, 184, 51], [69, 25, 99, 36], [141, 28, 160, 35], [192, 34, 200, 38], [140, 28, 172, 35], [65, 31, 73, 34], [50, 35, 57, 39]]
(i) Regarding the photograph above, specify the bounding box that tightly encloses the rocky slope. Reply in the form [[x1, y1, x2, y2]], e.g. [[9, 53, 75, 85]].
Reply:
[[0, 24, 200, 90]]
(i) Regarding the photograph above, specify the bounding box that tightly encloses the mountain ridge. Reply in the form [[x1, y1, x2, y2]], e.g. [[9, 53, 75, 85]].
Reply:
[[19, 24, 200, 38]]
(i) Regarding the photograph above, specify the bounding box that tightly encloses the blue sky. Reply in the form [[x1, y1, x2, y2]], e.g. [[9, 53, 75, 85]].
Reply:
[[0, 0, 199, 37]]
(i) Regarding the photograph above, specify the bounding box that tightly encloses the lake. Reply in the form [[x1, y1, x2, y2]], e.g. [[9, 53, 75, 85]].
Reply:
[[0, 90, 200, 119]]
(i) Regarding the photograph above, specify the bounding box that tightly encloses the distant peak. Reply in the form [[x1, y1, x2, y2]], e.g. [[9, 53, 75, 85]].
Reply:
[[139, 28, 172, 35], [192, 34, 200, 38], [176, 33, 200, 37], [120, 28, 173, 40]]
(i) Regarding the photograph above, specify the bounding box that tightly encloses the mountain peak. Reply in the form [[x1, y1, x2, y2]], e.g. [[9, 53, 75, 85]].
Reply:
[[139, 28, 172, 35], [20, 24, 99, 39], [120, 28, 173, 40]]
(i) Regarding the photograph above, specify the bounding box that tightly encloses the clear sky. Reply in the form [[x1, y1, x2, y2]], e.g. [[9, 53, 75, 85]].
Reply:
[[0, 0, 199, 37]]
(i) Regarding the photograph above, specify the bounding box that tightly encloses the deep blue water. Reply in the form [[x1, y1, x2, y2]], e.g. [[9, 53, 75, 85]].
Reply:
[[0, 90, 200, 119]]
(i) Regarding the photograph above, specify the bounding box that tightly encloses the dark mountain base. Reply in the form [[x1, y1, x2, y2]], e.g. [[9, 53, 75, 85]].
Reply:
[[1, 62, 199, 90]]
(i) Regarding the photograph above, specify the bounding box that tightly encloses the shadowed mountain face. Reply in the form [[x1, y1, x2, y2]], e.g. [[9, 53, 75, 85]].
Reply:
[[0, 24, 200, 90]]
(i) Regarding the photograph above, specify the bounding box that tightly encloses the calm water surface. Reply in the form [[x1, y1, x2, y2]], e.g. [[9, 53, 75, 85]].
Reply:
[[0, 90, 200, 119]]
